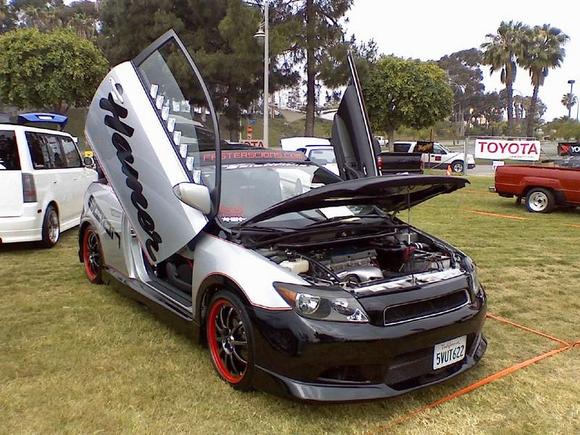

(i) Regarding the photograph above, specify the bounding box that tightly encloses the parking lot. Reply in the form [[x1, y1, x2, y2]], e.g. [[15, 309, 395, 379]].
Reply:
[[0, 176, 578, 434]]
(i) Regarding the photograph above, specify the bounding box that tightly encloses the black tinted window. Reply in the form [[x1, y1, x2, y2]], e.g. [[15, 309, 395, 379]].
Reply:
[[60, 136, 82, 167], [0, 130, 20, 170], [393, 143, 411, 152], [25, 132, 66, 169]]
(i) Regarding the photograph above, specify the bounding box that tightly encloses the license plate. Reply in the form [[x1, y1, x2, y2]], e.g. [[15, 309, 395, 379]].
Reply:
[[433, 335, 467, 370]]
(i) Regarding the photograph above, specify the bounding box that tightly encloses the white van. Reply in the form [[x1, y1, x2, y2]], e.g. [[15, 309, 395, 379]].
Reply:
[[0, 122, 97, 247]]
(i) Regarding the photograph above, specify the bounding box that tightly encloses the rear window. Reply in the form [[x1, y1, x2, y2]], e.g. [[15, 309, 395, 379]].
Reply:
[[393, 143, 411, 152], [0, 130, 20, 170]]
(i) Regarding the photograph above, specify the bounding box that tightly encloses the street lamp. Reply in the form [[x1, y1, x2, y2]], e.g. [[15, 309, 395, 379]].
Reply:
[[253, 0, 269, 147], [567, 79, 575, 119]]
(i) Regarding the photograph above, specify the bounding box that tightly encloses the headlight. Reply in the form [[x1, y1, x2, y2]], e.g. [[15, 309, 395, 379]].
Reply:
[[274, 282, 369, 323], [463, 256, 484, 297]]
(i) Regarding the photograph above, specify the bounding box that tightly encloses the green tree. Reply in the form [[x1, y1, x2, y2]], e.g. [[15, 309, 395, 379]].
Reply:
[[362, 56, 454, 146], [481, 21, 528, 134], [99, 0, 298, 141], [0, 1, 16, 33], [0, 28, 108, 112], [271, 0, 353, 136], [437, 48, 485, 137], [561, 92, 577, 117], [520, 24, 568, 137], [10, 0, 99, 39]]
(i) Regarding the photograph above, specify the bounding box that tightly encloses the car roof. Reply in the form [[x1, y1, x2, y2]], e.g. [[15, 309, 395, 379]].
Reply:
[[0, 123, 73, 137]]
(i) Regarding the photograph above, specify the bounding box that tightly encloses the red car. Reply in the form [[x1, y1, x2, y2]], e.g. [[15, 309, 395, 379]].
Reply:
[[493, 164, 580, 213]]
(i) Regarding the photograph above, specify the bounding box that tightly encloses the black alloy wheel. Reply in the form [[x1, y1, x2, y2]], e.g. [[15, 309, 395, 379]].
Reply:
[[206, 290, 254, 391]]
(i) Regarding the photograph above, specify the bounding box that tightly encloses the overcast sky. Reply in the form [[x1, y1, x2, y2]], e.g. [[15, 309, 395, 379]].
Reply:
[[346, 0, 580, 121]]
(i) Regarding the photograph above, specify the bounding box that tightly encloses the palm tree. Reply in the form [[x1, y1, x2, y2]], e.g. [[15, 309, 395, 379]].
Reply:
[[481, 21, 528, 134], [520, 25, 569, 136], [561, 92, 577, 116]]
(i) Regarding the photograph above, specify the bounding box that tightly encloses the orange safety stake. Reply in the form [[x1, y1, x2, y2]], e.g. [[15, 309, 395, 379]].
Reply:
[[446, 165, 452, 176]]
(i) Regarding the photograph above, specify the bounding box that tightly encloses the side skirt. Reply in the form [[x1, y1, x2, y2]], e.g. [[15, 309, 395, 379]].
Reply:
[[104, 268, 200, 339]]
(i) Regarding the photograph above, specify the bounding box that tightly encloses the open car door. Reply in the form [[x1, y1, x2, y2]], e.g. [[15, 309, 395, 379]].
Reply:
[[85, 30, 221, 263], [331, 53, 379, 180]]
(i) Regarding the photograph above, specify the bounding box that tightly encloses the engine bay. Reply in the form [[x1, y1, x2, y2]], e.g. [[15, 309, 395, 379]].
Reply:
[[255, 227, 458, 289]]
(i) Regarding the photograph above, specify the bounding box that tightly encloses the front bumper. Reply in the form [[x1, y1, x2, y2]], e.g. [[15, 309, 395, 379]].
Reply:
[[249, 295, 487, 402]]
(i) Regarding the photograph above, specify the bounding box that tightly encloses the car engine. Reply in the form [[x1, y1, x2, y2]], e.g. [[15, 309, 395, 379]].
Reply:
[[256, 228, 456, 289]]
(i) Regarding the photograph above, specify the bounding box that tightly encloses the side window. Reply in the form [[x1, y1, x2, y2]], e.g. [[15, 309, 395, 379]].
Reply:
[[25, 132, 66, 169], [60, 136, 82, 168], [0, 130, 20, 170], [26, 132, 49, 169], [45, 135, 65, 168], [433, 144, 447, 155]]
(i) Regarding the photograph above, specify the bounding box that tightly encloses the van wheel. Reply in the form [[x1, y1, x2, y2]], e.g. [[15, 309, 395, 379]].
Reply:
[[451, 160, 464, 173], [40, 205, 60, 248], [526, 188, 555, 213], [206, 290, 254, 391], [82, 225, 103, 284]]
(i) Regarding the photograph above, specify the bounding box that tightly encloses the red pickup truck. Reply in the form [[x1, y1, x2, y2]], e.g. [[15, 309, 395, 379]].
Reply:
[[493, 164, 580, 213]]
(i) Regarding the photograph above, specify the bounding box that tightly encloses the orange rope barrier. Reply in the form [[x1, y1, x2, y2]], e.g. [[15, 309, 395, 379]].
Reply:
[[486, 313, 571, 347], [367, 313, 576, 433], [464, 209, 529, 221], [375, 345, 572, 432]]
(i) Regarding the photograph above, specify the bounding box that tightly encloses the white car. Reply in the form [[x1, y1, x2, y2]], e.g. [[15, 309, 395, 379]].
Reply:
[[280, 137, 339, 175], [393, 141, 476, 173], [0, 116, 97, 247]]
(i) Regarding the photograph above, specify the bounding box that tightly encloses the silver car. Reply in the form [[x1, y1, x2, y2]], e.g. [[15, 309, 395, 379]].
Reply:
[[79, 30, 487, 402]]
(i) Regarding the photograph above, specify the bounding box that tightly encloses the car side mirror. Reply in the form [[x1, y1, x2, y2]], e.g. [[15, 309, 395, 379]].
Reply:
[[83, 156, 94, 167], [173, 183, 212, 215]]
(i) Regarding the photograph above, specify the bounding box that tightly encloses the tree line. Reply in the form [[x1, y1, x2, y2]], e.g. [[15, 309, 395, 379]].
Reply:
[[0, 2, 573, 141]]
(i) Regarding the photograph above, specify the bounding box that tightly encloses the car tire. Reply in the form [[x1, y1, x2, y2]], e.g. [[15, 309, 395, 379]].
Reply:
[[525, 188, 555, 213], [40, 205, 60, 248], [206, 290, 254, 391], [451, 160, 464, 173], [82, 225, 104, 284]]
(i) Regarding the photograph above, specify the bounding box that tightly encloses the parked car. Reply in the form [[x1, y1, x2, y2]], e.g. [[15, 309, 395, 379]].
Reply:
[[79, 30, 487, 402], [0, 114, 97, 246], [282, 138, 423, 176], [281, 138, 339, 175], [393, 141, 476, 173], [492, 164, 580, 213], [376, 152, 423, 175]]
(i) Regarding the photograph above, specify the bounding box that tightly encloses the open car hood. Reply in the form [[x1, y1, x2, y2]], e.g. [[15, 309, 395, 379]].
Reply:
[[241, 175, 468, 226]]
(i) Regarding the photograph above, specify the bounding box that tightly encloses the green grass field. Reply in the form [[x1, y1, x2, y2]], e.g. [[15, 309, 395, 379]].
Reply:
[[1, 177, 578, 434]]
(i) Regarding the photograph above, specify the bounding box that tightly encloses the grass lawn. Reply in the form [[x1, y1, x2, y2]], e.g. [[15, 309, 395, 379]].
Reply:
[[0, 176, 578, 434]]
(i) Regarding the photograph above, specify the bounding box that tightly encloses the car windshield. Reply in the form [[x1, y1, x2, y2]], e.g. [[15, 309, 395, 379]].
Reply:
[[308, 148, 336, 165], [202, 162, 366, 227]]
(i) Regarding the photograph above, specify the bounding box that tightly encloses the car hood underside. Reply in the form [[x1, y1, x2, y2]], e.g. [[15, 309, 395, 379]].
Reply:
[[242, 175, 469, 226]]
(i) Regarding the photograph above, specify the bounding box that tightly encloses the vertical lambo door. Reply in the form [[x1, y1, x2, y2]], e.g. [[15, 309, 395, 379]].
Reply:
[[85, 30, 221, 264], [331, 53, 379, 180]]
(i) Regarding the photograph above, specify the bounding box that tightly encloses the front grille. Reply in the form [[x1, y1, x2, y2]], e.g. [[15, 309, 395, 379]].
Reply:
[[383, 289, 469, 326]]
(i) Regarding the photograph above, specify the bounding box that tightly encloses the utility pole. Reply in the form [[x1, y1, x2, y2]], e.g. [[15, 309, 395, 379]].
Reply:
[[263, 0, 269, 147], [567, 79, 575, 119]]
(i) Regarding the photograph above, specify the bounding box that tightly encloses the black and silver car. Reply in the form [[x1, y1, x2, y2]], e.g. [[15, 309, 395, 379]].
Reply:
[[79, 30, 487, 402]]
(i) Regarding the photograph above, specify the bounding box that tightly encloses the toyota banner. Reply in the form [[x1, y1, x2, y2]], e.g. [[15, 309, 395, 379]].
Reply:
[[475, 138, 541, 161]]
